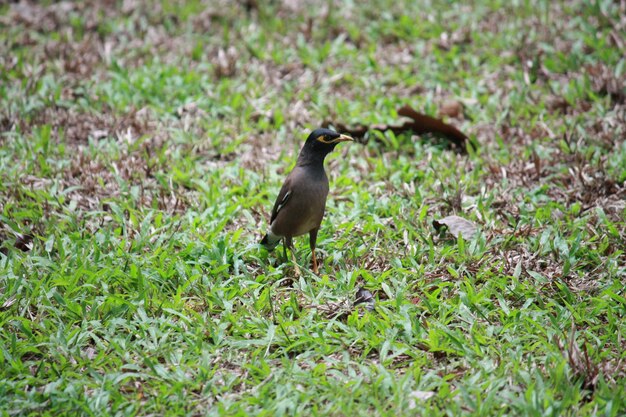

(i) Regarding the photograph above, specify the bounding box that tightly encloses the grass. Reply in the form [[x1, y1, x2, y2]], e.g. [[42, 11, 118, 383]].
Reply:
[[1, 0, 625, 415]]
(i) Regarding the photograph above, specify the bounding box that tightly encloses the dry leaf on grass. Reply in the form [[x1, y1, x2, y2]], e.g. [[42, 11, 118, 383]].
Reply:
[[1, 232, 34, 255], [586, 63, 625, 104], [436, 28, 472, 51], [304, 287, 377, 320], [1, 295, 17, 310], [432, 215, 478, 239], [408, 390, 436, 409], [554, 324, 624, 392], [323, 104, 471, 152], [213, 47, 238, 78], [397, 105, 469, 149], [545, 95, 571, 113], [14, 233, 34, 252], [556, 325, 599, 391]]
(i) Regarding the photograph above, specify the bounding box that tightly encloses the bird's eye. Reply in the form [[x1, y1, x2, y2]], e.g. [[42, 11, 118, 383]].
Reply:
[[317, 135, 329, 143]]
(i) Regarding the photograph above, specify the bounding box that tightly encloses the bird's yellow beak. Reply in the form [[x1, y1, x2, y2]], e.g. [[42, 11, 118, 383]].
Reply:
[[335, 134, 354, 143]]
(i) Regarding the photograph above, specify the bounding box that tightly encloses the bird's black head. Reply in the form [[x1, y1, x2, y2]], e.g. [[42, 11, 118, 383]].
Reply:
[[297, 128, 353, 165]]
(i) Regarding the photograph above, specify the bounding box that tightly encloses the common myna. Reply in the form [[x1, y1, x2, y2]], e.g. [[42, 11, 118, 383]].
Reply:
[[261, 128, 353, 274]]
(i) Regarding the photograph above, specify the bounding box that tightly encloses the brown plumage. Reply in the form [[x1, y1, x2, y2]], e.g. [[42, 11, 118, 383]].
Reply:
[[261, 128, 353, 274]]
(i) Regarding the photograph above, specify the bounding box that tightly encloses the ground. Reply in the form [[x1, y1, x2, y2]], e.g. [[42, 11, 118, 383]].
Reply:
[[0, 0, 625, 416]]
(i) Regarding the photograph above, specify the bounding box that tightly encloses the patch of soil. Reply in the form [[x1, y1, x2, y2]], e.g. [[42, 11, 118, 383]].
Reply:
[[17, 105, 152, 145]]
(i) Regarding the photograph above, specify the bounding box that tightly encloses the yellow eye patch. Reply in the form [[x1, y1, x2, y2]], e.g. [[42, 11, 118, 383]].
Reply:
[[316, 134, 354, 144], [316, 135, 331, 143]]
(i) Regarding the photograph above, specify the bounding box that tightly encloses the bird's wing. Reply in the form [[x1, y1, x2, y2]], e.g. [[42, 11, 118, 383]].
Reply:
[[270, 176, 293, 225]]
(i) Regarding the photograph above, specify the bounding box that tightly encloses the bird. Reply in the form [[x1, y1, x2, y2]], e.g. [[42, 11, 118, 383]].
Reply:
[[260, 128, 353, 275]]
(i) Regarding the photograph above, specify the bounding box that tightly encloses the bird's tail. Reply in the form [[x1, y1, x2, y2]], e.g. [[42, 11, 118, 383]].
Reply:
[[260, 231, 281, 251]]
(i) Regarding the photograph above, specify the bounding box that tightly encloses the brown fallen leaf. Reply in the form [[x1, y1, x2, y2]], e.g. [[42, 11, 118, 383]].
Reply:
[[323, 104, 471, 152], [397, 105, 469, 149], [432, 215, 477, 239]]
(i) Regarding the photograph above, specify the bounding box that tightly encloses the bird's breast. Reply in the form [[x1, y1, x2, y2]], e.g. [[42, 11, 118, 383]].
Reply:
[[271, 170, 329, 238]]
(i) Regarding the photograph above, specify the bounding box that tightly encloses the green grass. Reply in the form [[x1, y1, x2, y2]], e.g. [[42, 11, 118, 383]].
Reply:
[[1, 0, 625, 415]]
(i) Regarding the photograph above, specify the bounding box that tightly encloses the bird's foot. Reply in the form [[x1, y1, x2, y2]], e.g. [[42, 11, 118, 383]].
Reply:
[[311, 249, 320, 275]]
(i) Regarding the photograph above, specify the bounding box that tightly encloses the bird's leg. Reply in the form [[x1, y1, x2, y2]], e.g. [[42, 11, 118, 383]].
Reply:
[[283, 238, 288, 261], [285, 237, 300, 276], [309, 228, 319, 274]]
